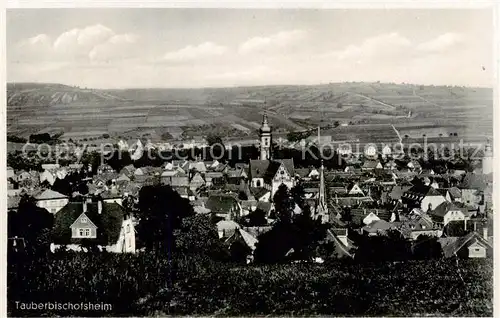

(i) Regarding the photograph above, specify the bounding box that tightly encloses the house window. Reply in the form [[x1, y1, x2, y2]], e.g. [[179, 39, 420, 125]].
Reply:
[[256, 180, 261, 187], [78, 228, 91, 237], [126, 224, 130, 233], [475, 248, 481, 252], [280, 170, 285, 175], [128, 238, 132, 248], [81, 217, 88, 223]]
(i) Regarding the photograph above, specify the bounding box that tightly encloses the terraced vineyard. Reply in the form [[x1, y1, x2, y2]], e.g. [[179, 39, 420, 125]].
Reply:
[[7, 82, 492, 144]]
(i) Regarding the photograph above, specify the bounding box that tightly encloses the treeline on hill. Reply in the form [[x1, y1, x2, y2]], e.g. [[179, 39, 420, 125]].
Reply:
[[8, 184, 493, 316]]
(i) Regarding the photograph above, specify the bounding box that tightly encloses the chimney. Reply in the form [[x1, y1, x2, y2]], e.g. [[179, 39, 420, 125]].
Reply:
[[98, 200, 103, 214], [83, 201, 87, 213], [483, 227, 488, 240], [464, 218, 467, 231], [474, 221, 477, 232]]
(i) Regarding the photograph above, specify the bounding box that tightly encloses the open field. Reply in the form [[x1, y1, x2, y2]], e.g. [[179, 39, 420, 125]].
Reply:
[[7, 82, 492, 143]]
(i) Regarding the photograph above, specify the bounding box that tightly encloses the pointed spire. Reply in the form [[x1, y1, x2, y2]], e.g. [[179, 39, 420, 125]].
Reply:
[[316, 159, 328, 220]]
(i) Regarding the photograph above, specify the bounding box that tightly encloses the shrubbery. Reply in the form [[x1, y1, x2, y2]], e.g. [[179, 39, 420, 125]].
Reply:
[[8, 254, 492, 316]]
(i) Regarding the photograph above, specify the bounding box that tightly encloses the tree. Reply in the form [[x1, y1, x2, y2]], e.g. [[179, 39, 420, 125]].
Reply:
[[52, 177, 72, 196], [136, 185, 195, 254], [253, 222, 297, 263], [206, 134, 223, 147], [273, 184, 294, 224], [290, 183, 305, 210], [175, 214, 228, 260], [354, 229, 411, 262], [229, 239, 252, 263], [10, 195, 54, 255], [412, 235, 443, 259], [241, 208, 267, 227]]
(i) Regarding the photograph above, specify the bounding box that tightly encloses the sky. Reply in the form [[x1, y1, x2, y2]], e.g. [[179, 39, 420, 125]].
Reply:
[[6, 9, 494, 88]]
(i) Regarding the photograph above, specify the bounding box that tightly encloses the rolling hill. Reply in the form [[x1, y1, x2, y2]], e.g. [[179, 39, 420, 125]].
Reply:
[[7, 82, 493, 143]]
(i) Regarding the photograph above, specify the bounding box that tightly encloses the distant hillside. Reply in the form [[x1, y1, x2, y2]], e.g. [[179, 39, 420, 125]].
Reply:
[[7, 82, 126, 107], [7, 81, 492, 142]]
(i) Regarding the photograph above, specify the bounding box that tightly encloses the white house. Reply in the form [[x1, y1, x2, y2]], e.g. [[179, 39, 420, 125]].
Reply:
[[430, 201, 469, 226], [50, 200, 135, 253], [35, 189, 69, 214]]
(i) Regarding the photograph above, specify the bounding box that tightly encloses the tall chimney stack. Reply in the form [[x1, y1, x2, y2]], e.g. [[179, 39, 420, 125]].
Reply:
[[483, 227, 488, 240], [83, 201, 87, 213], [98, 200, 103, 214]]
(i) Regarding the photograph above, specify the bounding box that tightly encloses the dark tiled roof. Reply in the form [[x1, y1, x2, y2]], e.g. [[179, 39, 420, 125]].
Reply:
[[53, 201, 125, 245], [430, 201, 467, 218], [250, 187, 270, 200], [249, 159, 294, 183], [206, 194, 239, 214], [249, 160, 270, 179], [438, 232, 492, 258], [406, 184, 442, 197], [256, 201, 272, 213]]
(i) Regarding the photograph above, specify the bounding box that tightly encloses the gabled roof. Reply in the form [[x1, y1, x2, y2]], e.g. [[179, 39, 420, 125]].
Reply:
[[190, 172, 205, 183], [438, 232, 492, 258], [116, 173, 131, 182], [53, 201, 126, 245], [389, 185, 412, 200], [217, 220, 240, 231], [362, 219, 398, 234], [324, 229, 355, 258], [447, 187, 462, 199], [362, 160, 381, 169], [249, 159, 269, 179], [405, 184, 442, 197], [250, 187, 270, 200], [161, 170, 178, 177], [294, 168, 310, 178], [236, 228, 259, 250], [430, 201, 467, 218], [35, 189, 68, 200], [249, 159, 294, 183], [70, 212, 98, 229]]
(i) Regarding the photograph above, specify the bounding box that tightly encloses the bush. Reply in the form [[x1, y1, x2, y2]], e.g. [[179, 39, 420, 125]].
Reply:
[[8, 255, 492, 316]]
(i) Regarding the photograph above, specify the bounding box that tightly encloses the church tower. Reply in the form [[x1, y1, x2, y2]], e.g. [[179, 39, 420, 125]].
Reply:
[[316, 160, 329, 223], [483, 139, 493, 175], [259, 112, 272, 160]]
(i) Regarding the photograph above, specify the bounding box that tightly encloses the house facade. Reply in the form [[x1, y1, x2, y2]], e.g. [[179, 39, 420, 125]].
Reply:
[[35, 189, 69, 214], [51, 200, 135, 253]]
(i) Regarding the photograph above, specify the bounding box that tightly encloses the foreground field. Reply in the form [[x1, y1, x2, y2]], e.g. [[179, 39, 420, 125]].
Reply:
[[8, 252, 493, 316]]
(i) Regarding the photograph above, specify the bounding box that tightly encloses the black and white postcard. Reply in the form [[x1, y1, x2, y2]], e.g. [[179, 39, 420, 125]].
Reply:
[[4, 4, 496, 317]]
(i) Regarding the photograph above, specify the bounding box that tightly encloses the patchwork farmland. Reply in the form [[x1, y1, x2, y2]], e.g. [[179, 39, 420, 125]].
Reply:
[[7, 82, 492, 145]]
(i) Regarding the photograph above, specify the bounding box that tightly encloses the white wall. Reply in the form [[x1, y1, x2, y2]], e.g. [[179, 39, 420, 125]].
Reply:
[[421, 195, 447, 212]]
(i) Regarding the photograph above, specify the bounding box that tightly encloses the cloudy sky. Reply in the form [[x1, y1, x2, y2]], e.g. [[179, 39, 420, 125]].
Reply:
[[7, 9, 493, 88]]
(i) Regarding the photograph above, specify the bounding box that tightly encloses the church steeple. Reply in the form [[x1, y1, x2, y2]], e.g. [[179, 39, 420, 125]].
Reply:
[[259, 111, 272, 160], [483, 139, 493, 175], [316, 159, 328, 222]]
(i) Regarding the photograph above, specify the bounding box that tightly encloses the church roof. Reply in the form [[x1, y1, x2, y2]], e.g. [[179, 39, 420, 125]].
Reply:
[[249, 159, 294, 183]]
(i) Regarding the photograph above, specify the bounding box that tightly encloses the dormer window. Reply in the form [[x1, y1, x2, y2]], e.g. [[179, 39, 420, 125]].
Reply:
[[81, 217, 88, 223]]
